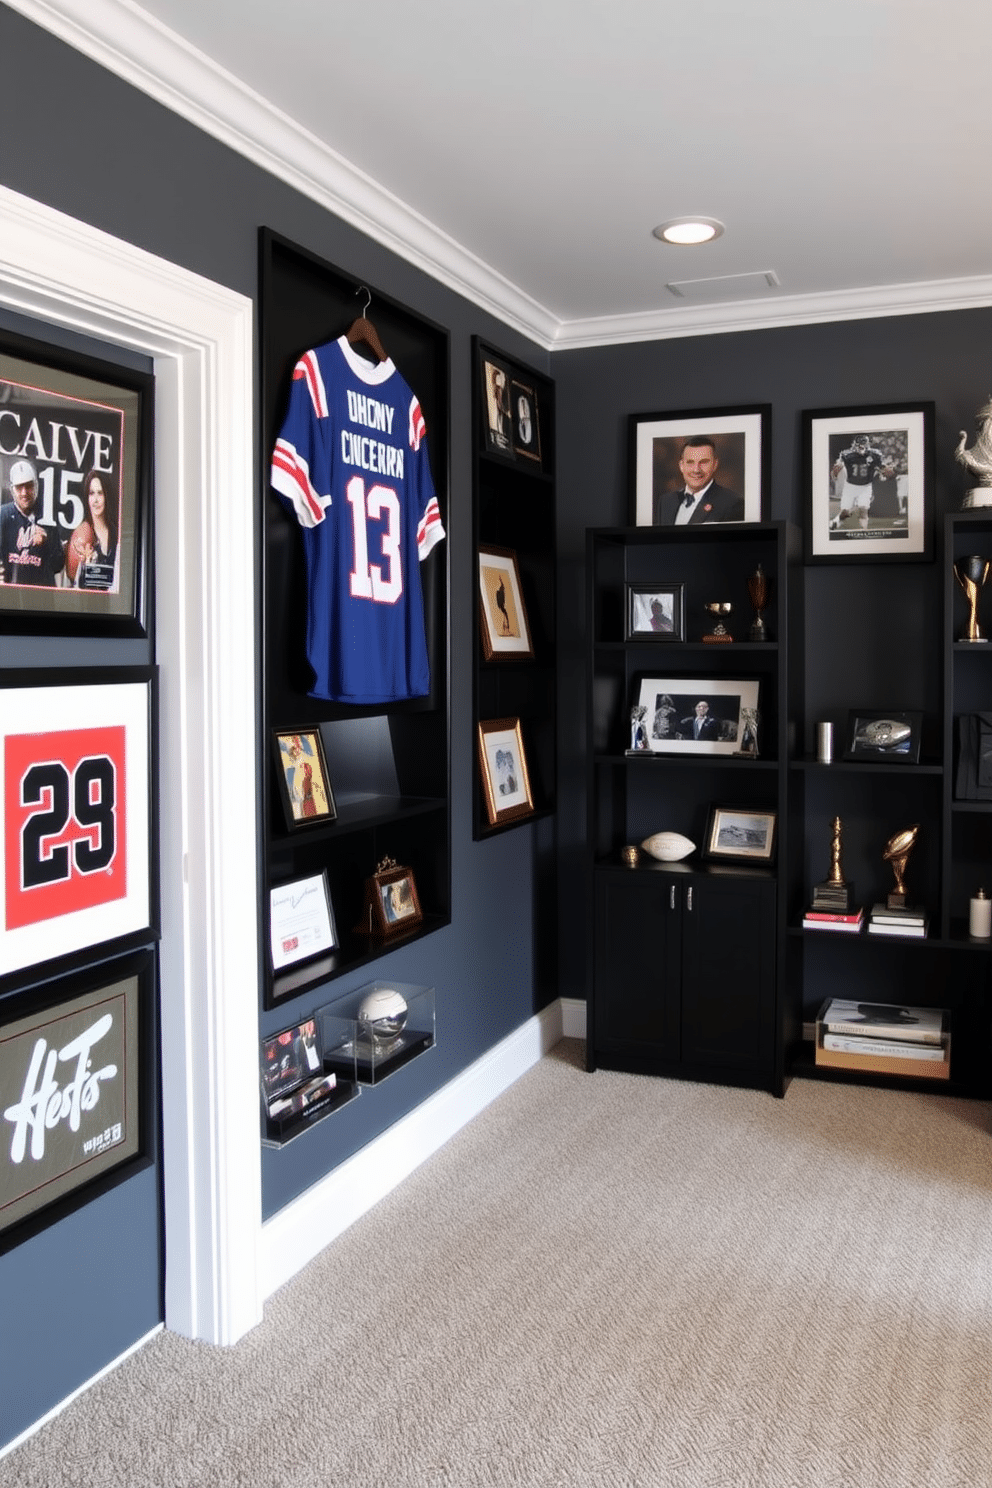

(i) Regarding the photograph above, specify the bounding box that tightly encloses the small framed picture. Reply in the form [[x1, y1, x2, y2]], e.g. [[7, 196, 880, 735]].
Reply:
[[357, 857, 423, 939], [804, 403, 934, 562], [634, 676, 760, 757], [704, 805, 777, 865], [844, 710, 923, 764], [478, 717, 535, 826], [478, 545, 533, 660], [269, 871, 337, 972], [271, 728, 336, 830], [0, 328, 151, 636], [630, 405, 769, 527], [260, 1016, 323, 1109], [478, 346, 515, 460], [625, 582, 685, 641], [511, 378, 542, 466]]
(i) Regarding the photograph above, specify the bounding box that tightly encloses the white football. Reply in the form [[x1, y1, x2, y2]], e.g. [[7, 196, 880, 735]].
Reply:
[[640, 831, 695, 862], [357, 986, 408, 1036]]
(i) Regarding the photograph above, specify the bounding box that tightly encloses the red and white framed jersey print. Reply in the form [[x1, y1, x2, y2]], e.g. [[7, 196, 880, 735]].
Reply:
[[0, 673, 152, 979]]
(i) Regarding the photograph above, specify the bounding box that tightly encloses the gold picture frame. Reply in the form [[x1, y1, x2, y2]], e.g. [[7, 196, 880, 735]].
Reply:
[[478, 545, 533, 660], [477, 717, 535, 826]]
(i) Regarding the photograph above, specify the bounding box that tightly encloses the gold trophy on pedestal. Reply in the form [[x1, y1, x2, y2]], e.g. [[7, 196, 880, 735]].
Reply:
[[882, 824, 919, 911], [954, 554, 990, 642], [810, 816, 853, 912], [702, 602, 733, 643], [747, 563, 770, 642]]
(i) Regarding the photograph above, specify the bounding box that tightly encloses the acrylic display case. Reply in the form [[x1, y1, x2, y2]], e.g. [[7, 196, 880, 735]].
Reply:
[[318, 980, 435, 1085]]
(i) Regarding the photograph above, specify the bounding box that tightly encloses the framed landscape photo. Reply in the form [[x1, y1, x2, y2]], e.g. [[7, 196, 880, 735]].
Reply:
[[0, 329, 151, 635], [625, 582, 685, 641], [271, 728, 336, 830], [0, 669, 154, 983], [0, 948, 152, 1247], [804, 403, 934, 562], [634, 676, 760, 757], [511, 378, 543, 467], [478, 716, 535, 826], [704, 804, 777, 865], [844, 709, 923, 764], [269, 871, 337, 972], [630, 405, 769, 528], [478, 545, 533, 660]]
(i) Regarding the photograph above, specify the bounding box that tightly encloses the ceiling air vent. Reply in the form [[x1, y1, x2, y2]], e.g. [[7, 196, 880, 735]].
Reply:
[[666, 270, 780, 301]]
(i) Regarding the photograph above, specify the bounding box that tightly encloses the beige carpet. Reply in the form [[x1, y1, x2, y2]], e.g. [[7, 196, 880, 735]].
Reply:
[[4, 1039, 992, 1488]]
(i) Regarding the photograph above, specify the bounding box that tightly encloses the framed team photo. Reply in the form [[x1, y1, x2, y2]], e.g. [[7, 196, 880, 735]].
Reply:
[[478, 545, 533, 660], [0, 948, 152, 1248], [0, 669, 155, 984], [804, 403, 934, 562], [271, 728, 336, 831], [477, 717, 535, 827], [630, 405, 769, 528], [0, 328, 151, 635]]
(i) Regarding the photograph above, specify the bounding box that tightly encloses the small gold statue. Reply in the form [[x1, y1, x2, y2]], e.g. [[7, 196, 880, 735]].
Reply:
[[810, 816, 853, 911], [883, 824, 919, 910], [954, 555, 990, 642]]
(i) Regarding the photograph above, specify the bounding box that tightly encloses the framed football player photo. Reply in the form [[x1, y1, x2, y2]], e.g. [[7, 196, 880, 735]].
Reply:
[[0, 327, 151, 636], [630, 405, 769, 528], [271, 728, 336, 831], [0, 669, 155, 986], [804, 403, 934, 562], [478, 545, 533, 660]]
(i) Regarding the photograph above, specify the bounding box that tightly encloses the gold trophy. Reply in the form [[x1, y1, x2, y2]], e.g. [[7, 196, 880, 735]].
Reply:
[[954, 554, 990, 642], [702, 601, 733, 643], [810, 815, 853, 912], [747, 563, 770, 642], [882, 824, 919, 911]]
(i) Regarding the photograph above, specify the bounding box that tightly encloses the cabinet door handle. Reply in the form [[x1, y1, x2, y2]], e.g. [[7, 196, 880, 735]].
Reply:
[[670, 884, 676, 910], [686, 886, 693, 912]]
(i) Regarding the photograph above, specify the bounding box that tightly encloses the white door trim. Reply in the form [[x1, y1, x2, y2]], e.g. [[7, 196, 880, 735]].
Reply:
[[0, 184, 262, 1345]]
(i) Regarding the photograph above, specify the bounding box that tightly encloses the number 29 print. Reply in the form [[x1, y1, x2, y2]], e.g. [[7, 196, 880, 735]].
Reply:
[[0, 674, 152, 980]]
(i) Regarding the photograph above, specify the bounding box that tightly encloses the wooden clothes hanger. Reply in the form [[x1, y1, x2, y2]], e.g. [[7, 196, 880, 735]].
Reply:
[[345, 286, 388, 363]]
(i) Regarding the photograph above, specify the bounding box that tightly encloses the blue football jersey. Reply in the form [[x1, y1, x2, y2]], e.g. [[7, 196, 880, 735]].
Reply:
[[270, 336, 445, 704]]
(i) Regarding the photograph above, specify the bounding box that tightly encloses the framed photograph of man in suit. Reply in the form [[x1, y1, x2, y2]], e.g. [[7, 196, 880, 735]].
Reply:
[[630, 405, 770, 528]]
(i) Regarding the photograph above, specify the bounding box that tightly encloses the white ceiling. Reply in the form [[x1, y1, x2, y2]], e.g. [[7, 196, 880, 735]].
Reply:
[[11, 0, 992, 348]]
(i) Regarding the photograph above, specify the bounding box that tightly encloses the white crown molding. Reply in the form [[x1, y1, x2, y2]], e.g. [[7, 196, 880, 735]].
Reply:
[[9, 0, 992, 352]]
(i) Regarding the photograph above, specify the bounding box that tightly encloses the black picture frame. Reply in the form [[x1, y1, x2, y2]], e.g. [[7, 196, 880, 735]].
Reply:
[[625, 582, 686, 641], [630, 404, 770, 527], [271, 728, 337, 831], [0, 947, 155, 1252], [803, 402, 934, 563], [844, 709, 923, 764], [703, 804, 777, 865], [477, 345, 516, 462], [0, 326, 152, 637], [510, 378, 542, 466]]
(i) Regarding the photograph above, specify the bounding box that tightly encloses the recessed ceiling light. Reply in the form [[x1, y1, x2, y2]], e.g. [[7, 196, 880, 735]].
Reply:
[[653, 217, 725, 245]]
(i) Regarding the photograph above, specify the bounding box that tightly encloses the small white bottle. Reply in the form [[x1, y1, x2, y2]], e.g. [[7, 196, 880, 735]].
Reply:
[[969, 887, 992, 939]]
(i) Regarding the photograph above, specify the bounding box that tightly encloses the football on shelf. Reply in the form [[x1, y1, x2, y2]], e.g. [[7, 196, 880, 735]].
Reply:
[[65, 520, 95, 582], [640, 832, 695, 862]]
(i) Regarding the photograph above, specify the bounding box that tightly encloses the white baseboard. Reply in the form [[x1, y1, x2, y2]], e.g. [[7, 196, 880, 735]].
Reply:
[[0, 1323, 164, 1461], [260, 998, 572, 1299]]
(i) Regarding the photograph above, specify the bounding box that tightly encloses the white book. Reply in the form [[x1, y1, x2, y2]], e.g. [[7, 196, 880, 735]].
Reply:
[[868, 919, 927, 938], [822, 1034, 945, 1062], [821, 999, 944, 1044]]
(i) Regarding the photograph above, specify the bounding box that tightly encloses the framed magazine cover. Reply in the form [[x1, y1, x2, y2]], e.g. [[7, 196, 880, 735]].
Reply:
[[0, 328, 152, 635], [0, 668, 156, 984]]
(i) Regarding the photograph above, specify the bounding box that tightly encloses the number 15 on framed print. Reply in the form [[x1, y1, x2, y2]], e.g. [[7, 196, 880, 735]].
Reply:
[[0, 669, 155, 982]]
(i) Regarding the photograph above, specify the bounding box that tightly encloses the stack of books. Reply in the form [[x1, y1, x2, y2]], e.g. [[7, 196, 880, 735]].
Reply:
[[816, 998, 949, 1080], [867, 903, 928, 938], [802, 906, 864, 933]]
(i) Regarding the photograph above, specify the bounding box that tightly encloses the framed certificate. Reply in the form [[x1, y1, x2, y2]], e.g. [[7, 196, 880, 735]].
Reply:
[[269, 872, 337, 971]]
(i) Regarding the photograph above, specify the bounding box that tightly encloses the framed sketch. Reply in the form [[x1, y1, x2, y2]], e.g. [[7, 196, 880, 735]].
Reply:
[[478, 717, 535, 826], [630, 405, 769, 528], [479, 545, 533, 660], [625, 582, 685, 641], [0, 329, 151, 635], [356, 857, 423, 939], [0, 669, 154, 983], [477, 345, 515, 460], [0, 948, 151, 1247], [511, 378, 542, 467], [844, 709, 923, 764], [269, 872, 337, 972], [271, 728, 336, 830], [634, 676, 760, 757], [804, 403, 934, 562], [704, 805, 777, 865]]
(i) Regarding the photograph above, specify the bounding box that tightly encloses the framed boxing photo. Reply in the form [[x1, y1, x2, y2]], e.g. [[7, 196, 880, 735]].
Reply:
[[0, 669, 156, 987], [0, 327, 152, 635], [804, 403, 934, 563]]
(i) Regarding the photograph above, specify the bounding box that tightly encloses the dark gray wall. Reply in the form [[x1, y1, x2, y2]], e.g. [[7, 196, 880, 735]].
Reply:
[[553, 309, 992, 1001], [0, 2, 552, 1450]]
